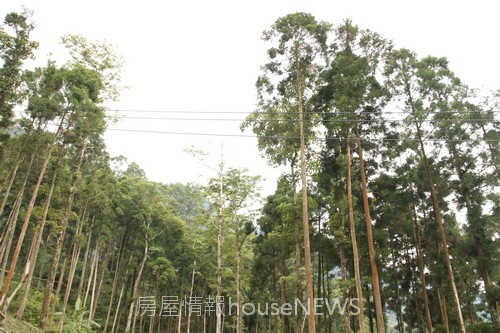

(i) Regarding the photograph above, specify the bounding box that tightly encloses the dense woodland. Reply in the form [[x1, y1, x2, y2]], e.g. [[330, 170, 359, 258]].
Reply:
[[0, 10, 498, 333]]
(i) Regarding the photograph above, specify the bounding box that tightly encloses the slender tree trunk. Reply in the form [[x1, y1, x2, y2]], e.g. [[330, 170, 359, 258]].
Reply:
[[0, 152, 35, 296], [406, 80, 465, 331], [40, 139, 88, 330], [355, 127, 385, 333], [346, 128, 365, 333], [0, 118, 35, 217], [187, 261, 196, 333], [0, 112, 67, 307], [46, 256, 68, 333], [90, 242, 110, 321], [112, 280, 126, 333], [409, 258, 424, 332], [365, 284, 374, 333], [291, 159, 303, 333], [103, 239, 127, 333], [17, 144, 66, 319], [125, 230, 149, 333], [417, 136, 465, 332], [280, 258, 289, 333], [177, 284, 184, 333], [57, 213, 84, 333], [437, 287, 450, 333], [394, 278, 404, 333], [216, 149, 224, 333], [296, 58, 315, 333], [236, 241, 243, 333], [36, 233, 51, 291], [409, 202, 433, 332], [339, 218, 351, 333], [84, 241, 99, 309], [77, 227, 92, 302]]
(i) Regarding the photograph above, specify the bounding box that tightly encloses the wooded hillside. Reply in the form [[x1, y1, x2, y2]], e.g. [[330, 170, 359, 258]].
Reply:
[[0, 11, 498, 333]]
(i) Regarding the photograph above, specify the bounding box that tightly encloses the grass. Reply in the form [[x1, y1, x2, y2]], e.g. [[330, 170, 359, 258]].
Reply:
[[2, 314, 41, 333]]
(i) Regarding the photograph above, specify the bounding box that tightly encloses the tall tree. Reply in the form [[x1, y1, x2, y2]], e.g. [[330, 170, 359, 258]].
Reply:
[[0, 10, 38, 155], [314, 20, 390, 332], [243, 13, 330, 332], [385, 49, 466, 332]]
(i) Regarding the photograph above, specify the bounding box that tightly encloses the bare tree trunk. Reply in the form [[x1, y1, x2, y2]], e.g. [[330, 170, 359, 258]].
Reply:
[[84, 241, 99, 309], [125, 231, 149, 333], [0, 112, 67, 307], [187, 261, 196, 333], [0, 190, 23, 290], [103, 241, 127, 333], [77, 228, 92, 302], [90, 242, 110, 321], [339, 214, 351, 333], [0, 118, 35, 217], [296, 58, 315, 333], [216, 148, 224, 333], [87, 242, 100, 316], [346, 128, 365, 333], [280, 259, 289, 333], [237, 243, 243, 333], [406, 79, 465, 331], [418, 138, 465, 332], [409, 202, 433, 333], [177, 284, 184, 333], [437, 287, 450, 333], [112, 280, 126, 333], [40, 139, 88, 330], [0, 151, 35, 293], [291, 159, 303, 333], [36, 233, 51, 291], [355, 128, 385, 333], [17, 144, 66, 319], [47, 256, 68, 333], [57, 212, 84, 333]]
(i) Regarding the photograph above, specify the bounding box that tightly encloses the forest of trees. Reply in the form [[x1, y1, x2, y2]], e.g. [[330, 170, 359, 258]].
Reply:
[[0, 10, 498, 333]]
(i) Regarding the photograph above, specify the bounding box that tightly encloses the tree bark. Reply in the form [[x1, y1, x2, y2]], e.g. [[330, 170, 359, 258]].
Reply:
[[216, 149, 224, 333], [186, 261, 196, 333], [90, 242, 110, 321], [297, 57, 315, 333], [17, 144, 66, 319], [0, 155, 32, 293], [409, 202, 433, 332], [0, 117, 35, 217], [40, 139, 88, 330], [346, 128, 365, 333], [417, 133, 465, 332], [339, 216, 351, 333], [0, 111, 67, 307], [355, 127, 385, 333], [103, 242, 125, 333], [125, 228, 149, 333], [57, 212, 84, 333], [291, 159, 303, 333]]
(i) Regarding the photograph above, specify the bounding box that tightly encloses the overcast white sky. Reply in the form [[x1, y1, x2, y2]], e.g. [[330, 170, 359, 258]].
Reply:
[[3, 0, 499, 196]]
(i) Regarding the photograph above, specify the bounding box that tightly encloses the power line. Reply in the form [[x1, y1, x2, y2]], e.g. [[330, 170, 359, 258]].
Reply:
[[14, 109, 499, 123], [106, 128, 500, 143], [100, 115, 499, 123], [13, 108, 500, 115], [105, 109, 500, 115]]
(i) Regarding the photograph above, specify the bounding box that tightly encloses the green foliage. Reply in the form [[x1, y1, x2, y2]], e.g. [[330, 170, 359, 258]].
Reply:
[[465, 322, 498, 333], [54, 298, 100, 333], [10, 290, 44, 326]]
